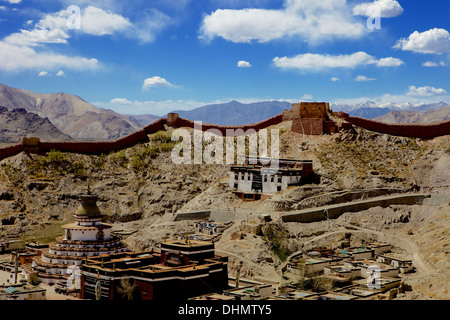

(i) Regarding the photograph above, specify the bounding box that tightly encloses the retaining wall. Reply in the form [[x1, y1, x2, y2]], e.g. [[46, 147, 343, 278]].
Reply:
[[281, 194, 429, 223], [173, 210, 211, 221], [346, 116, 450, 139]]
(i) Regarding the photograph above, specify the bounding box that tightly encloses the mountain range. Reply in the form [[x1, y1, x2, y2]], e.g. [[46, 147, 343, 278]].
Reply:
[[0, 82, 449, 142], [331, 101, 449, 119], [171, 100, 291, 125], [0, 83, 142, 141], [0, 106, 72, 144], [374, 104, 450, 124]]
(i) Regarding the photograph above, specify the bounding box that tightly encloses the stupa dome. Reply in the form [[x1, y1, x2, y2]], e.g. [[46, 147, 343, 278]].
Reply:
[[75, 193, 102, 217]]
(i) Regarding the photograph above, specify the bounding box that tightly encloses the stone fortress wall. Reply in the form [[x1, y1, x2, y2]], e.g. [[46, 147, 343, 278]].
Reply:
[[1, 102, 449, 161]]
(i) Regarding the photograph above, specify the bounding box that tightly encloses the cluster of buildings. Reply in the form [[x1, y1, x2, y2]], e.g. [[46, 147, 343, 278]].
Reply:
[[281, 242, 413, 299], [1, 191, 229, 300], [80, 239, 228, 300], [190, 241, 413, 301], [1, 189, 415, 301], [190, 220, 233, 242]]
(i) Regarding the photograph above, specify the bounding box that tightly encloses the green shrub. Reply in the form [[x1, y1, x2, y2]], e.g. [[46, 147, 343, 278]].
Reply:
[[151, 130, 173, 143]]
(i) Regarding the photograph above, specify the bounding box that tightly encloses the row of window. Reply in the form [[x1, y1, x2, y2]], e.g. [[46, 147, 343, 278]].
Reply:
[[234, 174, 282, 183]]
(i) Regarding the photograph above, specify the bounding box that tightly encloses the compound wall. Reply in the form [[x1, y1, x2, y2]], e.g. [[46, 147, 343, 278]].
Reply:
[[173, 113, 284, 136], [1, 109, 450, 162], [0, 113, 284, 161], [346, 116, 450, 139]]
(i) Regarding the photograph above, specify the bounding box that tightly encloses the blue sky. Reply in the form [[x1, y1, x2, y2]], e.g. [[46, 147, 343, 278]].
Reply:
[[0, 0, 449, 115]]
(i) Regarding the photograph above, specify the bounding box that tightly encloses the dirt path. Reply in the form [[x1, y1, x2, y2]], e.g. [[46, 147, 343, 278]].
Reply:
[[277, 230, 346, 275], [332, 221, 436, 275], [215, 249, 281, 284]]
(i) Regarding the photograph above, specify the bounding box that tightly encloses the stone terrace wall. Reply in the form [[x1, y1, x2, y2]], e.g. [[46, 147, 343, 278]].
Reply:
[[346, 116, 450, 139], [282, 194, 429, 223]]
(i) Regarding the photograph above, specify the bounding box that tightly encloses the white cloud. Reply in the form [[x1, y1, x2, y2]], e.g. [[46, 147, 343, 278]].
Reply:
[[200, 0, 365, 44], [273, 52, 377, 71], [394, 28, 450, 55], [331, 77, 340, 82], [4, 12, 70, 46], [422, 61, 446, 67], [301, 94, 313, 100], [407, 85, 447, 97], [127, 9, 172, 44], [376, 57, 404, 67], [110, 98, 133, 104], [353, 0, 403, 18], [142, 76, 175, 89], [81, 6, 132, 36], [355, 75, 376, 82], [272, 51, 402, 71], [237, 60, 251, 68], [422, 61, 438, 67], [3, 6, 169, 48], [1, 0, 21, 3], [56, 70, 65, 76], [38, 71, 49, 77], [0, 41, 99, 72], [0, 5, 172, 73]]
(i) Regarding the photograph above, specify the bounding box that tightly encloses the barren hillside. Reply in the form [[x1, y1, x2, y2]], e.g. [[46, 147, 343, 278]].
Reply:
[[374, 105, 450, 124], [0, 83, 141, 141], [0, 122, 449, 299]]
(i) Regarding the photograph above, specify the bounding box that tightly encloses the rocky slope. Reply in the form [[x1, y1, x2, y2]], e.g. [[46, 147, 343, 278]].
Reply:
[[374, 104, 450, 124], [0, 106, 72, 143], [0, 83, 141, 141]]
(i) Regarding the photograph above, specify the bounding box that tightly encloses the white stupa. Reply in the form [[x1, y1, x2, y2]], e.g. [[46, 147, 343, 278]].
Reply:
[[26, 190, 127, 285]]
